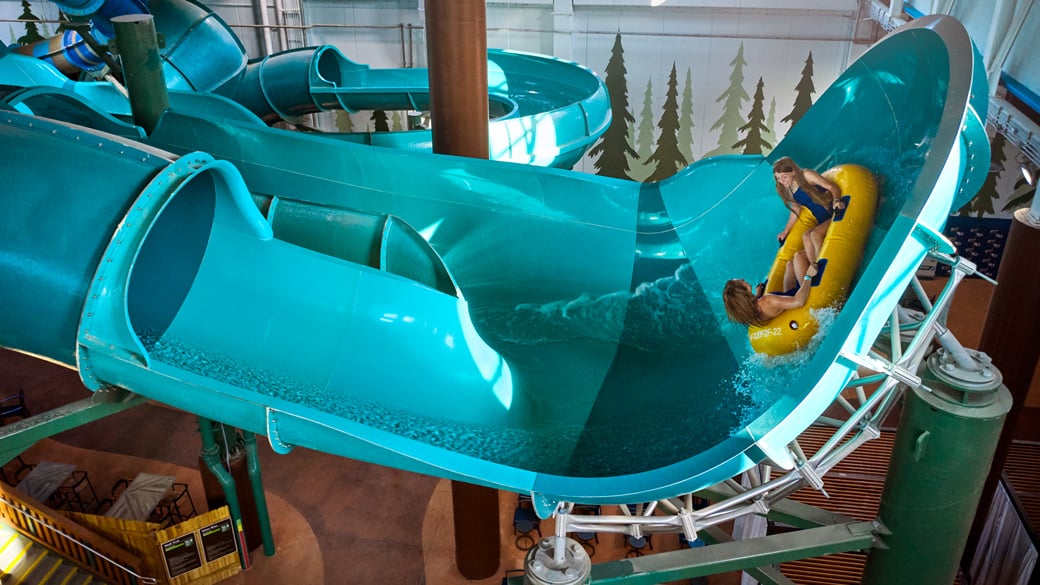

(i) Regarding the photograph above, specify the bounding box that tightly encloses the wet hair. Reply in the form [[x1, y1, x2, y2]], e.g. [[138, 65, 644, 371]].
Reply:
[[723, 279, 767, 326], [773, 156, 831, 209]]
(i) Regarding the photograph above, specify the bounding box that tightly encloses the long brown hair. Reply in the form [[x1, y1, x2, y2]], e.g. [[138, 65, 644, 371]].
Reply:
[[723, 279, 766, 326], [773, 157, 831, 209]]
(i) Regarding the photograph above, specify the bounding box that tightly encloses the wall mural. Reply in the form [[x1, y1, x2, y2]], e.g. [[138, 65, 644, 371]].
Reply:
[[4, 0, 1034, 236], [588, 33, 815, 184]]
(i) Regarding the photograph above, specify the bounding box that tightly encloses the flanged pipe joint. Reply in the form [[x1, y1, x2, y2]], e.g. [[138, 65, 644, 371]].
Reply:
[[923, 347, 1003, 406], [523, 537, 591, 585]]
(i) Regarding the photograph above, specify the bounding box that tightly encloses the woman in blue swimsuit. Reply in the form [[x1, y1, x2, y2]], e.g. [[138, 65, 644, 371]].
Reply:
[[723, 251, 819, 326], [772, 157, 843, 265]]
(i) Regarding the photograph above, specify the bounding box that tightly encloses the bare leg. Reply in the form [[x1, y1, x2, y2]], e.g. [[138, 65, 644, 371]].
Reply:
[[803, 220, 830, 264], [783, 250, 810, 291]]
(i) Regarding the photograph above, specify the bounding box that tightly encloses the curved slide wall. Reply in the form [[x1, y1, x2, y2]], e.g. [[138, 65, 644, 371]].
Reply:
[[0, 16, 988, 507], [3, 0, 610, 169]]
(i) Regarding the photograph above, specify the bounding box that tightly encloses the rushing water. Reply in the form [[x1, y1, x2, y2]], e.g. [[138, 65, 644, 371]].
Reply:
[[140, 259, 762, 478], [138, 146, 925, 479]]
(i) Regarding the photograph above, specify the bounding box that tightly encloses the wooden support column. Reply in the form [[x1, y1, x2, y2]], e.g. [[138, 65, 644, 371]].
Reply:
[[425, 0, 489, 159], [963, 207, 1040, 571], [424, 2, 500, 580]]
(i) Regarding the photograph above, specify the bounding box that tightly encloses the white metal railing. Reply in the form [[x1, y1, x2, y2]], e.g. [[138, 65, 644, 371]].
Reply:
[[0, 494, 158, 585], [988, 95, 1040, 169], [550, 251, 989, 549], [866, 0, 911, 32]]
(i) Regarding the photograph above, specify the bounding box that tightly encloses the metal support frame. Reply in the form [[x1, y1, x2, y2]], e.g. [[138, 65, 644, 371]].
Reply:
[[0, 392, 149, 465], [525, 250, 994, 584]]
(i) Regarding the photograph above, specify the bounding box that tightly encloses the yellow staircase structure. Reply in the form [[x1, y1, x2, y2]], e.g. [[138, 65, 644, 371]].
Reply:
[[0, 483, 149, 585], [0, 521, 108, 585]]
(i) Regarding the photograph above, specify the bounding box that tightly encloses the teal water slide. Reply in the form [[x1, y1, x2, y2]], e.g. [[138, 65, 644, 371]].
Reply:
[[0, 13, 989, 510], [1, 0, 610, 169]]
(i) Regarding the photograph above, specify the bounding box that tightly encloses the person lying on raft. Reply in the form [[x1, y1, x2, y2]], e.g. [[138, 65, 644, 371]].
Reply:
[[772, 157, 844, 265], [723, 251, 819, 326]]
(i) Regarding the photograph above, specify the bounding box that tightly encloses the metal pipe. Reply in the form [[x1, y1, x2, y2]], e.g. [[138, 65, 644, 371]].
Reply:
[[932, 323, 980, 370], [554, 507, 568, 564], [256, 0, 274, 56], [399, 23, 405, 68], [241, 431, 275, 557], [1029, 183, 1040, 224], [198, 417, 250, 570], [111, 14, 168, 134], [270, 0, 288, 51]]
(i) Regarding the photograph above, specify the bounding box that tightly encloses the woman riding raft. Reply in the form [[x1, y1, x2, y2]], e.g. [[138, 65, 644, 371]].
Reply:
[[723, 160, 878, 356]]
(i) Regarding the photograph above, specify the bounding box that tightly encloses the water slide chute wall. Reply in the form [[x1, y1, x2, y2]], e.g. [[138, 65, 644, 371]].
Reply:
[[6, 0, 610, 169], [0, 15, 988, 508]]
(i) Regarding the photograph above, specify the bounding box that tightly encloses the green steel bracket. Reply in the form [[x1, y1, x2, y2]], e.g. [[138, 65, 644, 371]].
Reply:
[[0, 391, 150, 465], [699, 525, 798, 585], [582, 521, 880, 584], [764, 498, 857, 530]]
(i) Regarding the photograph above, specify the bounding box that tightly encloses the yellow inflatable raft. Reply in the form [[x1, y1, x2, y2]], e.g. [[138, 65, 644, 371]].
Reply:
[[749, 164, 878, 356]]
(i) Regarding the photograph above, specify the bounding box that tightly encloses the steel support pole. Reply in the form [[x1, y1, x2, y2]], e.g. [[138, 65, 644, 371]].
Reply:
[[424, 2, 498, 580], [198, 417, 251, 570], [861, 361, 1011, 585], [583, 521, 879, 585], [242, 431, 276, 557], [111, 14, 169, 135], [0, 394, 148, 465], [964, 208, 1040, 570]]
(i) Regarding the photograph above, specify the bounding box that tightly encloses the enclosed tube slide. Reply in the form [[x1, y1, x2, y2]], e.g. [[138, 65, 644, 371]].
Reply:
[[0, 15, 989, 508], [8, 0, 610, 168], [13, 0, 148, 73]]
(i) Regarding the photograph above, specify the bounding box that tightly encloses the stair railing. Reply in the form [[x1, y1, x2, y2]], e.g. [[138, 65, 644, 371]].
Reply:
[[0, 484, 158, 585]]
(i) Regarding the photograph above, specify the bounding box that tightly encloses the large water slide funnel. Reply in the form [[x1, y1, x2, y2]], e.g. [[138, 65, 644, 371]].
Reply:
[[0, 15, 989, 507], [125, 15, 990, 504]]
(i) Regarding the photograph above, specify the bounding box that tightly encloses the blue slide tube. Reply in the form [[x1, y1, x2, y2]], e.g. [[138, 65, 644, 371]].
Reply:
[[12, 0, 150, 74], [0, 16, 988, 507], [6, 0, 611, 169]]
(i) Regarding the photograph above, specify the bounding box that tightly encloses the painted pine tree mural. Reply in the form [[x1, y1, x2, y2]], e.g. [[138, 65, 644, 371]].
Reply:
[[734, 77, 772, 155], [335, 111, 354, 132], [371, 110, 390, 132], [633, 78, 656, 181], [588, 33, 638, 180], [997, 138, 1038, 213], [1002, 162, 1037, 213], [704, 43, 749, 158], [764, 97, 778, 151], [678, 67, 695, 165], [17, 0, 44, 45], [645, 63, 687, 182], [781, 51, 815, 132], [626, 115, 638, 177], [961, 132, 1003, 217]]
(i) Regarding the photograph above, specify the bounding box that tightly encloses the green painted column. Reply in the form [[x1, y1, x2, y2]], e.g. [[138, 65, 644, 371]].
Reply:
[[861, 349, 1011, 585], [198, 417, 251, 570], [242, 431, 276, 557], [111, 14, 169, 134], [424, 1, 499, 580]]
